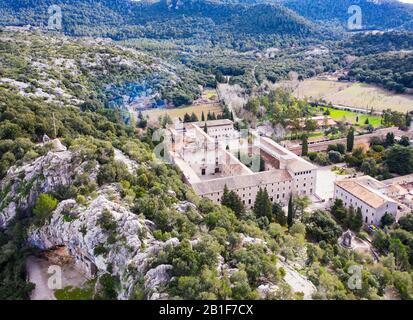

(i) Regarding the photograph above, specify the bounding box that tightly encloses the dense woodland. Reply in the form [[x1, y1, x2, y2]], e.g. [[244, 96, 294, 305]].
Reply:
[[1, 1, 413, 94]]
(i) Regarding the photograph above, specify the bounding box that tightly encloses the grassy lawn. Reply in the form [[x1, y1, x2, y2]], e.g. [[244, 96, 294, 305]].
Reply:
[[307, 131, 326, 138], [310, 106, 382, 127], [202, 89, 218, 99], [326, 107, 382, 126], [143, 103, 222, 121]]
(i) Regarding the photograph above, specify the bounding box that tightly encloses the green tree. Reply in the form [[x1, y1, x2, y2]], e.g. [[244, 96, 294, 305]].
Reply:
[[360, 158, 377, 176], [302, 135, 308, 156], [389, 238, 410, 270], [352, 207, 363, 232], [380, 213, 395, 227], [385, 132, 395, 147], [287, 194, 294, 229], [331, 199, 347, 224], [399, 213, 413, 232], [346, 127, 354, 152], [221, 185, 245, 217], [33, 193, 58, 225], [253, 188, 272, 220], [385, 145, 413, 175], [399, 136, 410, 147], [272, 202, 286, 226], [190, 112, 199, 122]]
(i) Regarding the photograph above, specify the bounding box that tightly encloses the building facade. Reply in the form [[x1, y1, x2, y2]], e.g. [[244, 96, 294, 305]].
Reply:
[[334, 177, 399, 225], [168, 120, 318, 209]]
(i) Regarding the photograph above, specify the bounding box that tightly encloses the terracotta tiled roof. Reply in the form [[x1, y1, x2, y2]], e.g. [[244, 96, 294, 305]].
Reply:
[[336, 180, 396, 209], [192, 170, 292, 195]]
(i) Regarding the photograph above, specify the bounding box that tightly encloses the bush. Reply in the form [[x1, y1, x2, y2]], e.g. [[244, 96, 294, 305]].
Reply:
[[315, 153, 330, 166], [33, 193, 58, 225], [304, 210, 342, 244], [399, 214, 413, 232], [328, 150, 342, 163], [308, 152, 317, 161], [372, 145, 385, 153]]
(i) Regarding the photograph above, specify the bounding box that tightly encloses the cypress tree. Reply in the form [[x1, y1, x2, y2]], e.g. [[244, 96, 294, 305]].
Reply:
[[204, 122, 208, 133], [287, 194, 294, 229], [347, 127, 354, 152], [273, 202, 286, 226], [352, 207, 364, 232], [302, 135, 308, 156], [183, 113, 191, 123]]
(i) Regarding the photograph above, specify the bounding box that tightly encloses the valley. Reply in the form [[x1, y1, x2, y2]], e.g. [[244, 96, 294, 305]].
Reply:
[[0, 0, 413, 303]]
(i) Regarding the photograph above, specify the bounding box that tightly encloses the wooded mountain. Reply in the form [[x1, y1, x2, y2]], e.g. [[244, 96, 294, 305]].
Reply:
[[0, 0, 320, 42], [281, 0, 413, 31]]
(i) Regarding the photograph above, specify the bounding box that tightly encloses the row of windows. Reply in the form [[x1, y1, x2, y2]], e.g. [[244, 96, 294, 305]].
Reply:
[[210, 127, 232, 132], [216, 193, 288, 205], [294, 170, 312, 176]]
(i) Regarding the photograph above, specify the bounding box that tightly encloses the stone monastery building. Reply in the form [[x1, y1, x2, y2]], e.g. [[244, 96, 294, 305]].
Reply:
[[167, 119, 317, 208]]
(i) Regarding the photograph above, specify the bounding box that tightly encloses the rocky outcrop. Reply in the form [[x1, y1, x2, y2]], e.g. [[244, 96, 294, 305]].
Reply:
[[0, 148, 79, 228], [27, 187, 179, 300]]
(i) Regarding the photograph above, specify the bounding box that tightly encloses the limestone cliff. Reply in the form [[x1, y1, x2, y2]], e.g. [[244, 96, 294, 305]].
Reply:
[[27, 188, 177, 300]]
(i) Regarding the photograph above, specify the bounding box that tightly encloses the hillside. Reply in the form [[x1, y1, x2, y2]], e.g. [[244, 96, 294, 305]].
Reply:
[[282, 0, 413, 31], [0, 28, 209, 108], [0, 0, 322, 46], [0, 28, 312, 301], [1, 26, 413, 301]]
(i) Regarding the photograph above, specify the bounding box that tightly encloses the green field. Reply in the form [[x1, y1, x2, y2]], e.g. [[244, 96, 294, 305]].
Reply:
[[143, 103, 222, 122], [277, 79, 413, 113], [322, 107, 382, 126]]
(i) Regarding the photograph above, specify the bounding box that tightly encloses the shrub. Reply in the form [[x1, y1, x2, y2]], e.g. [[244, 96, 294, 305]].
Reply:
[[328, 150, 342, 163], [308, 152, 317, 161], [33, 193, 58, 225]]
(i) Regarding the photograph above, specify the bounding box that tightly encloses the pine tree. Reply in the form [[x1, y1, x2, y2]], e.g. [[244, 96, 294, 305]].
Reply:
[[273, 202, 286, 226], [183, 113, 191, 123], [287, 194, 294, 229], [347, 127, 354, 152], [253, 188, 272, 219], [346, 205, 355, 230], [221, 185, 244, 217], [352, 207, 363, 232], [302, 135, 308, 156], [385, 132, 395, 147], [190, 112, 198, 122]]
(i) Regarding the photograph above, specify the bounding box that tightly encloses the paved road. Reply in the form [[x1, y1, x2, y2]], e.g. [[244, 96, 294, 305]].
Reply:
[[277, 259, 316, 300]]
